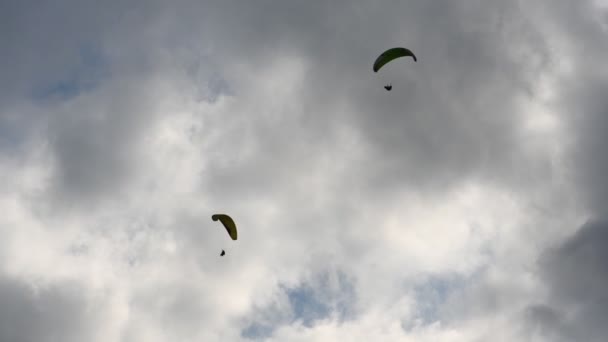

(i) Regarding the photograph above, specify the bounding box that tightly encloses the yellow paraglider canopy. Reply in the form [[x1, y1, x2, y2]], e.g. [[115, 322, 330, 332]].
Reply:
[[212, 214, 237, 240], [373, 47, 417, 73]]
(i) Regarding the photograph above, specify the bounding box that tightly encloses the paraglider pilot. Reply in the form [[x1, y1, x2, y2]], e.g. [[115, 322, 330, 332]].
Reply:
[[213, 214, 237, 258]]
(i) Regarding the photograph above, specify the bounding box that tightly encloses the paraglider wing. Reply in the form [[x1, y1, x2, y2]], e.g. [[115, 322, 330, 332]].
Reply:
[[212, 214, 238, 240], [373, 47, 417, 72]]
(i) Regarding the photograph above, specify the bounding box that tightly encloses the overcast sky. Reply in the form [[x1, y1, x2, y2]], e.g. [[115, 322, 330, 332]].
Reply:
[[1, 0, 608, 341]]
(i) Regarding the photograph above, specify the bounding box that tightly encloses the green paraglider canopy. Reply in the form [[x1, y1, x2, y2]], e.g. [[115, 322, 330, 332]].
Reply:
[[212, 214, 238, 240], [373, 47, 417, 73]]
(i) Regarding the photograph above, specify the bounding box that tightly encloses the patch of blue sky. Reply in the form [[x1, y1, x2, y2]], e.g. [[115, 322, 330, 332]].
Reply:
[[241, 322, 275, 340], [286, 283, 332, 327], [241, 284, 331, 340], [31, 43, 109, 103], [288, 271, 357, 326], [401, 274, 469, 331], [241, 270, 357, 340]]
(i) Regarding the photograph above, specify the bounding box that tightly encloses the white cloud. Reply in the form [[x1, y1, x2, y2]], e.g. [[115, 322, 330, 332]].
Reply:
[[0, 0, 605, 340]]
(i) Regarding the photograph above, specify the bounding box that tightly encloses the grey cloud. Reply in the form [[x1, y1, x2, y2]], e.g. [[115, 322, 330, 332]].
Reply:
[[45, 81, 161, 210], [192, 0, 556, 204], [522, 305, 572, 342], [541, 220, 608, 307], [0, 275, 102, 342], [544, 1, 608, 215], [514, 3, 608, 337], [521, 220, 608, 341], [3, 0, 557, 212]]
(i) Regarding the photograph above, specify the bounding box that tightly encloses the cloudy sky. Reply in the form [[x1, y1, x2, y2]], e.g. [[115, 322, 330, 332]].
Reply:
[[1, 0, 608, 341]]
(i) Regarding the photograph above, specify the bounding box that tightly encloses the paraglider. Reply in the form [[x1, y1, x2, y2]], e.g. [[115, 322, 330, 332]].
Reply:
[[212, 214, 237, 240], [373, 47, 416, 91], [213, 214, 237, 257], [373, 47, 417, 73]]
